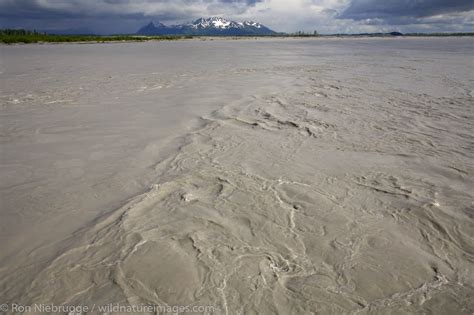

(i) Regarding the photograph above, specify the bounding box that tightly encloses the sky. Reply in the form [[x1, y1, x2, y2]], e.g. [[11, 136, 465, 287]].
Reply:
[[0, 0, 473, 34]]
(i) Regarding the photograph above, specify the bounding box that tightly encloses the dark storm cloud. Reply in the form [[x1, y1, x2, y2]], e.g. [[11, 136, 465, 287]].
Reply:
[[0, 0, 472, 34], [339, 0, 474, 20], [0, 0, 264, 33], [0, 0, 263, 20]]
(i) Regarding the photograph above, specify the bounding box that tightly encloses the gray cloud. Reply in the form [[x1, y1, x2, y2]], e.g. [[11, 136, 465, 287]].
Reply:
[[0, 0, 263, 19], [0, 0, 473, 34], [339, 0, 474, 20], [0, 0, 265, 33]]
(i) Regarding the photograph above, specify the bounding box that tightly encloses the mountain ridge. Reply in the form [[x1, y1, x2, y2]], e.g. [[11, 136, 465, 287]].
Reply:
[[137, 17, 276, 36]]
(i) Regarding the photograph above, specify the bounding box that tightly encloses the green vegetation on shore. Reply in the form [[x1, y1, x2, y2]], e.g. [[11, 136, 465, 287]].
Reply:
[[2, 29, 473, 44], [0, 29, 192, 44]]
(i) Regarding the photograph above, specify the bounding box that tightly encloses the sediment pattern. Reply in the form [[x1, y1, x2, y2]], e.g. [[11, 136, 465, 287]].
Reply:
[[1, 38, 473, 314]]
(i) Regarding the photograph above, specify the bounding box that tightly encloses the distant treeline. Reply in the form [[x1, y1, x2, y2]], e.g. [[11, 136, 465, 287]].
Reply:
[[264, 32, 474, 38], [0, 29, 192, 44], [404, 32, 474, 37], [1, 28, 473, 44]]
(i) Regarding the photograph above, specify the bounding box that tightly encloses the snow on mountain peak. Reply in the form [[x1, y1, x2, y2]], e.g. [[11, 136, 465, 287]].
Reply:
[[191, 17, 263, 30], [243, 21, 262, 28], [137, 17, 276, 35]]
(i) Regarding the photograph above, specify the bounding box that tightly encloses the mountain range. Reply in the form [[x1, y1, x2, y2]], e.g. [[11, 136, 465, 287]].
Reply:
[[137, 17, 277, 36]]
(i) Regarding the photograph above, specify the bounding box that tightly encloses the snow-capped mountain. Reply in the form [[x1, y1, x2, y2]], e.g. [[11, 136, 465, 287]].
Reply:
[[137, 17, 276, 36]]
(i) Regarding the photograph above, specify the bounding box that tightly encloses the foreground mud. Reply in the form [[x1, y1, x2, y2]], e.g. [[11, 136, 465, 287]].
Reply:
[[1, 38, 473, 314]]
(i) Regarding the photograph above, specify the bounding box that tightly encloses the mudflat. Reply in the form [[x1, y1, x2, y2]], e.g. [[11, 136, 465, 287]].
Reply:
[[1, 37, 473, 314]]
